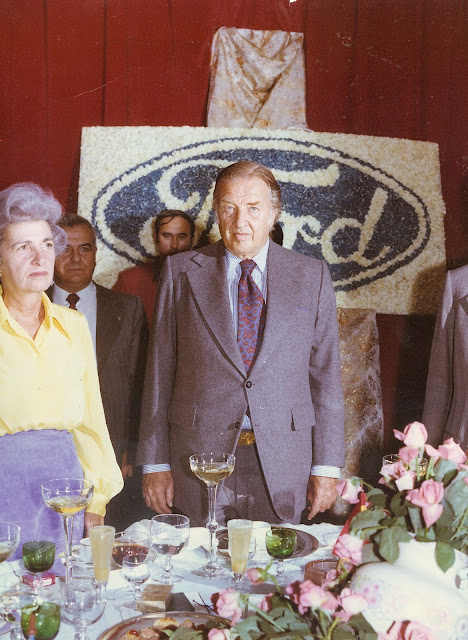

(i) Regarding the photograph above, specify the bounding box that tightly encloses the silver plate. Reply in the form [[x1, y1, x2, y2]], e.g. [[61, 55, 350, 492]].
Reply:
[[97, 612, 229, 640], [216, 527, 319, 559]]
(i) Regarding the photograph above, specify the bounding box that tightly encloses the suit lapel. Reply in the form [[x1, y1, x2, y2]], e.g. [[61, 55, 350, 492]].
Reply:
[[96, 284, 122, 373], [187, 243, 246, 376]]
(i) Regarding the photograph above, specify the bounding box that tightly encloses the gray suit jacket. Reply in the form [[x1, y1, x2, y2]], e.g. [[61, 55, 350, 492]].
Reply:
[[49, 284, 148, 464], [423, 266, 468, 449], [137, 240, 345, 523]]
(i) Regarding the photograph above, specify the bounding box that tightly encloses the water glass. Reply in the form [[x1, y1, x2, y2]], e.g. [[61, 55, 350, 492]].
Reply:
[[150, 514, 189, 584], [60, 578, 105, 640], [121, 553, 150, 608], [382, 454, 400, 465]]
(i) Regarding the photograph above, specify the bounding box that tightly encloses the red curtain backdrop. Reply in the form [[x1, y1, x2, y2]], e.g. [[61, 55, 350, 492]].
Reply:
[[1, 0, 467, 444]]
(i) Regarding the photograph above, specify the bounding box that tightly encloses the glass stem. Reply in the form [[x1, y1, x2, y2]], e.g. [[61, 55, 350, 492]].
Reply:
[[206, 484, 219, 569], [276, 559, 285, 578], [63, 514, 75, 584], [163, 556, 173, 583]]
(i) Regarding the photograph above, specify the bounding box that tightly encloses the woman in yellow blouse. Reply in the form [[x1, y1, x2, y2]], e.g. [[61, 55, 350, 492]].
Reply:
[[0, 182, 123, 558]]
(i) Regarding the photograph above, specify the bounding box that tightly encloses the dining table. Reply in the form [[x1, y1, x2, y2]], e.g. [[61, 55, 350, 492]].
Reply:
[[0, 521, 342, 640]]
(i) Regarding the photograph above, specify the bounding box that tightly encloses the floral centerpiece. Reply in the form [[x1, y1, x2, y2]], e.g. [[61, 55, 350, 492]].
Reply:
[[336, 421, 468, 571]]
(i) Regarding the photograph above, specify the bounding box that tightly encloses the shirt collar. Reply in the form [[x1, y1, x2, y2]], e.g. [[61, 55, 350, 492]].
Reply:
[[53, 281, 96, 306], [225, 240, 269, 276]]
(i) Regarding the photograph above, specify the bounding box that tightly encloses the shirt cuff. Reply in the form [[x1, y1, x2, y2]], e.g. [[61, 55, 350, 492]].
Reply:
[[310, 465, 341, 478], [143, 464, 171, 474]]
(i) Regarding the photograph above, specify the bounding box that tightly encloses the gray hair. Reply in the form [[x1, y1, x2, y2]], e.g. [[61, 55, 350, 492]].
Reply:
[[0, 183, 67, 256], [58, 212, 97, 245]]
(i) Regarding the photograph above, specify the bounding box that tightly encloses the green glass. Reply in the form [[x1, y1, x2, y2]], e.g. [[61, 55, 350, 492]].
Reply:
[[265, 528, 297, 582], [22, 542, 55, 573], [21, 602, 61, 640]]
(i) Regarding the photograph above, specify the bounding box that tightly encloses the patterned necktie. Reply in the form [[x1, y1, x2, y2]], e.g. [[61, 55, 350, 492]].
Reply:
[[66, 293, 80, 310], [237, 259, 266, 375]]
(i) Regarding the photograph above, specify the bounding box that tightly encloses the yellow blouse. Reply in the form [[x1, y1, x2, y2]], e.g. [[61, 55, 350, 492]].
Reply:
[[0, 288, 123, 516]]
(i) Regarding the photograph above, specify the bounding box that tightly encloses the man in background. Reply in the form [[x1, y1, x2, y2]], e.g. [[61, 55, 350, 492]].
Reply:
[[49, 214, 149, 530], [113, 210, 195, 329]]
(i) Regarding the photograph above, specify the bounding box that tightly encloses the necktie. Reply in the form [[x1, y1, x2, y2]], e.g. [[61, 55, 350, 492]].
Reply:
[[237, 259, 265, 375], [66, 293, 80, 310]]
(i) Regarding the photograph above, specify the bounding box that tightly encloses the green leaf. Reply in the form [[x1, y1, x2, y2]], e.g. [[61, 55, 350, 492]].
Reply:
[[389, 492, 408, 517], [407, 504, 423, 532], [367, 488, 387, 507], [350, 508, 386, 532], [360, 541, 383, 563], [445, 477, 468, 514], [379, 526, 400, 563], [433, 458, 458, 483], [435, 541, 455, 572]]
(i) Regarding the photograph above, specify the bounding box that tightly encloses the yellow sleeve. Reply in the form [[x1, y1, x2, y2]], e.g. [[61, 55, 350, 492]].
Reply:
[[71, 315, 124, 516]]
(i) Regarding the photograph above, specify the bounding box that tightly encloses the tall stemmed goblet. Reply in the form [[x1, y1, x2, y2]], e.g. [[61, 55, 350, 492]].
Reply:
[[189, 452, 235, 578], [0, 522, 20, 564], [265, 528, 297, 584], [41, 479, 93, 584], [150, 514, 190, 584], [60, 578, 105, 640]]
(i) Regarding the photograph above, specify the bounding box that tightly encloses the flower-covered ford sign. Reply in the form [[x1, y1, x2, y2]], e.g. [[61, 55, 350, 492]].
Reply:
[[79, 127, 446, 314]]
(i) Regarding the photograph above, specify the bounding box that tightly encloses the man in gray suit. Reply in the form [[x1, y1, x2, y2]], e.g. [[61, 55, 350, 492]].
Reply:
[[137, 161, 345, 525], [50, 214, 149, 530]]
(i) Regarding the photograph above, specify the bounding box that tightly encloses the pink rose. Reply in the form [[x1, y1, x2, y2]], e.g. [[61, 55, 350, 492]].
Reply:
[[397, 447, 420, 465], [259, 593, 274, 612], [208, 630, 231, 640], [286, 580, 328, 615], [245, 567, 263, 584], [336, 477, 362, 504], [395, 470, 416, 491], [438, 438, 467, 464], [406, 479, 444, 527], [394, 422, 428, 447], [403, 621, 436, 640], [339, 587, 368, 618], [333, 534, 364, 565], [211, 589, 243, 624]]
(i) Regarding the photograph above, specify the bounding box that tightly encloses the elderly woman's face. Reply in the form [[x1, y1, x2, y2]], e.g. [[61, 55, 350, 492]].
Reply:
[[0, 220, 55, 295]]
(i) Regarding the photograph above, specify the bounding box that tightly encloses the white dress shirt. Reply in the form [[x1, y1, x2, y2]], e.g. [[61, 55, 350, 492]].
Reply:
[[145, 241, 340, 479], [52, 282, 97, 354]]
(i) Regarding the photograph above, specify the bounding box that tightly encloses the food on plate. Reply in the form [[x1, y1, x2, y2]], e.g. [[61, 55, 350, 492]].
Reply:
[[121, 617, 198, 639]]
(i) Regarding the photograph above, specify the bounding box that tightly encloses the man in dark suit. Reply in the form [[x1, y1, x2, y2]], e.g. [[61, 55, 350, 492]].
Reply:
[[137, 161, 345, 526], [49, 214, 149, 530]]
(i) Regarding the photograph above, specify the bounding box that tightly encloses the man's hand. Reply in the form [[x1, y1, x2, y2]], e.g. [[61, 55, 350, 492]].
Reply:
[[306, 476, 338, 520], [84, 512, 104, 535], [121, 450, 134, 480], [142, 471, 174, 514]]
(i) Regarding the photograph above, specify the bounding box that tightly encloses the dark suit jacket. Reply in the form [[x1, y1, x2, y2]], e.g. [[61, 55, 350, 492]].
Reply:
[[423, 266, 468, 449], [137, 240, 345, 523], [48, 284, 148, 464]]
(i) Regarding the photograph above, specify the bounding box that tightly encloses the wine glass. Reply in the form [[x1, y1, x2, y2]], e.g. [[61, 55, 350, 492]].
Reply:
[[150, 514, 190, 584], [0, 579, 27, 640], [121, 553, 150, 608], [265, 528, 297, 584], [0, 522, 21, 563], [22, 542, 55, 598], [21, 600, 61, 640], [60, 578, 105, 640], [112, 531, 150, 567], [189, 452, 235, 578], [88, 526, 115, 594], [41, 478, 93, 584]]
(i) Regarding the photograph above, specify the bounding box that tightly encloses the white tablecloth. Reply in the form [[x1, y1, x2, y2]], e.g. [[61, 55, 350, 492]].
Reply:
[[0, 522, 342, 640]]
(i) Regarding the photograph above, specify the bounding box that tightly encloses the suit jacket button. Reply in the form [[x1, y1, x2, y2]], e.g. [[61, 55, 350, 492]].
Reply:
[[234, 422, 241, 429], [246, 381, 252, 388]]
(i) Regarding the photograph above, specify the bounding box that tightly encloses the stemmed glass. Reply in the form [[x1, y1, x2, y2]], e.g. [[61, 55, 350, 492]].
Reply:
[[150, 514, 190, 584], [22, 541, 55, 597], [41, 478, 94, 584], [0, 522, 20, 563], [121, 554, 150, 608], [265, 528, 297, 584], [228, 519, 253, 587], [21, 599, 61, 640], [189, 452, 235, 578], [89, 526, 115, 595], [60, 578, 105, 640]]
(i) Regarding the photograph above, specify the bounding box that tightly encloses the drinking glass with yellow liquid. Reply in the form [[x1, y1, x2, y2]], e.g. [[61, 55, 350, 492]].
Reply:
[[228, 519, 253, 586], [89, 526, 115, 593]]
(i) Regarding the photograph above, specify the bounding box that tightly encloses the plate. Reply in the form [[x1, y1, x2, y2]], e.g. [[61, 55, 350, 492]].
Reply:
[[215, 527, 318, 559], [97, 612, 229, 640]]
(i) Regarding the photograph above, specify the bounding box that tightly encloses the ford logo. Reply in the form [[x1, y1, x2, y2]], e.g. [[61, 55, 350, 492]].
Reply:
[[91, 134, 430, 291]]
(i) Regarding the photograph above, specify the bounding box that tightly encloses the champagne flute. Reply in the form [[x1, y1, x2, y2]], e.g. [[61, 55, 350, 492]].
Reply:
[[60, 578, 105, 640], [265, 528, 296, 584], [228, 519, 252, 586], [41, 478, 93, 584], [0, 522, 20, 564], [150, 514, 190, 584], [189, 452, 235, 578], [121, 554, 150, 608], [89, 526, 115, 594]]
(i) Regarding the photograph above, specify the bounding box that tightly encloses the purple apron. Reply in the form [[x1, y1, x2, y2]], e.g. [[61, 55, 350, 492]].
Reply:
[[0, 429, 85, 560]]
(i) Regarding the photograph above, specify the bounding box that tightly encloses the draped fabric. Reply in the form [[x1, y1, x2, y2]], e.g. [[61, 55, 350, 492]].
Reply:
[[1, 0, 466, 441], [207, 27, 307, 128]]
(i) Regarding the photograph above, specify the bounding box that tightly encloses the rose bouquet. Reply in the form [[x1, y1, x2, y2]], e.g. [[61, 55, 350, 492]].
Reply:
[[335, 421, 468, 572]]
